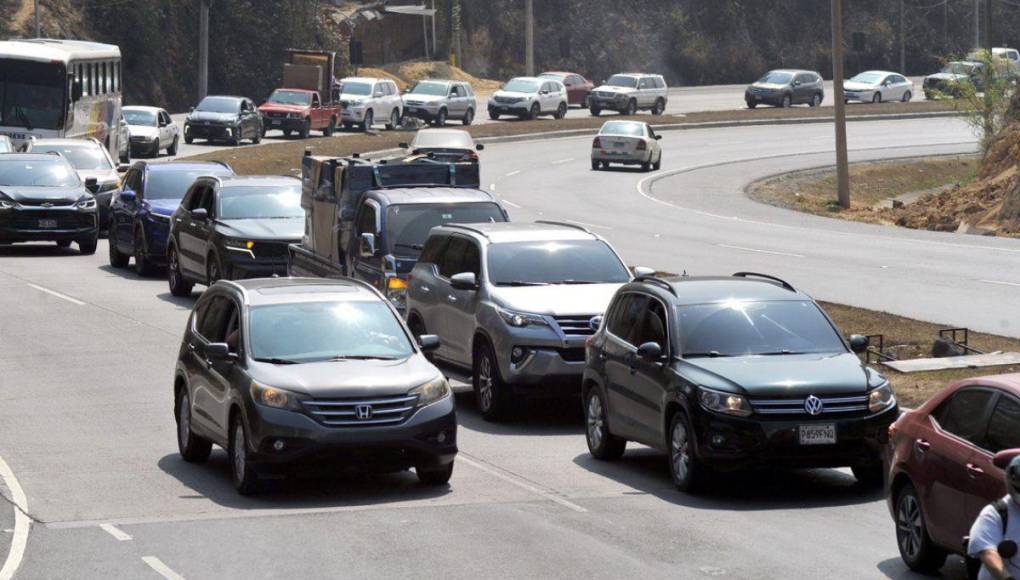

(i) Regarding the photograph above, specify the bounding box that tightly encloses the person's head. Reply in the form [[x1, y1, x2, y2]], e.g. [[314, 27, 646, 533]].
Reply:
[[1008, 455, 1020, 505]]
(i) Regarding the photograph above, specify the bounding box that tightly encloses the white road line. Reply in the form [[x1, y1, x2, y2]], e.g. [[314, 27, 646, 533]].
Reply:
[[458, 455, 587, 514], [99, 523, 132, 541], [501, 198, 522, 209], [550, 158, 575, 165], [561, 219, 613, 231], [142, 557, 185, 580], [0, 455, 29, 580], [980, 279, 1020, 288], [717, 244, 805, 258], [26, 283, 86, 306], [504, 169, 522, 177]]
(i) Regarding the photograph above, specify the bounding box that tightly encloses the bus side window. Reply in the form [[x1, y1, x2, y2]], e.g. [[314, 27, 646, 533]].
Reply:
[[101, 62, 107, 94]]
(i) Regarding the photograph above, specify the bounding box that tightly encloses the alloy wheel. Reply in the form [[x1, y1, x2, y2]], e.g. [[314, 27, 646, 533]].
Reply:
[[232, 422, 246, 484], [478, 354, 494, 411], [670, 420, 690, 483], [586, 394, 605, 450], [897, 493, 923, 560], [178, 393, 192, 451]]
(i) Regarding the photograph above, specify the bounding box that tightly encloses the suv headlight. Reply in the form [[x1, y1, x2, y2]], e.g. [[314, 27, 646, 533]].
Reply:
[[385, 276, 407, 310], [288, 112, 302, 119], [496, 306, 549, 328], [0, 198, 17, 210], [868, 383, 896, 413], [251, 382, 305, 411], [412, 376, 451, 407], [698, 387, 752, 417], [224, 238, 255, 256], [76, 197, 97, 210]]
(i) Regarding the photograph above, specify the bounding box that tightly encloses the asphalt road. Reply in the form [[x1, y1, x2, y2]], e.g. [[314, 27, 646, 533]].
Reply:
[[0, 116, 992, 579]]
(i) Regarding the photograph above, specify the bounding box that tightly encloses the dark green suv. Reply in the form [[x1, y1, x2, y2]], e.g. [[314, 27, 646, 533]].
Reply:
[[582, 273, 897, 492]]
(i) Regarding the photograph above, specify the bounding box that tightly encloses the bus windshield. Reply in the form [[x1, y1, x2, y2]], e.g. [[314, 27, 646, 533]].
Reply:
[[0, 60, 65, 131]]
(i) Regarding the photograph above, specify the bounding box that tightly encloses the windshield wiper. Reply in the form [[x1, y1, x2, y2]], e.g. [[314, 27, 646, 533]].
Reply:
[[683, 351, 731, 358], [495, 280, 549, 287], [394, 243, 424, 251], [253, 357, 301, 365], [555, 280, 601, 285], [328, 355, 401, 361], [13, 106, 32, 131], [755, 350, 809, 356]]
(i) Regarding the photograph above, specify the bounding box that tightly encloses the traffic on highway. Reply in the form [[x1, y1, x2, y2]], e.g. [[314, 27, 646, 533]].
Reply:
[[0, 32, 1018, 580]]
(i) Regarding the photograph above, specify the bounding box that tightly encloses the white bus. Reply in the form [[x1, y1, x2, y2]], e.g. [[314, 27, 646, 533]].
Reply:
[[0, 39, 122, 153]]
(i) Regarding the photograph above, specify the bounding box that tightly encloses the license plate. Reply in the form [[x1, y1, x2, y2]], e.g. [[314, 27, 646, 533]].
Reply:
[[38, 219, 57, 228], [613, 142, 625, 148], [799, 424, 836, 445], [271, 119, 281, 126], [408, 107, 420, 114]]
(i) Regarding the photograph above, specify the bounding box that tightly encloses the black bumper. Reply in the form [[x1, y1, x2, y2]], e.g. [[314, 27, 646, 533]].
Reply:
[[185, 123, 234, 140], [245, 396, 458, 474], [0, 208, 97, 242], [262, 117, 306, 131], [222, 252, 289, 280], [692, 405, 897, 471]]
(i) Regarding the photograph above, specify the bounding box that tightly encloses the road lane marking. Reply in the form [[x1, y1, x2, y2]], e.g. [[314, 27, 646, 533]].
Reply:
[[458, 454, 587, 513], [980, 279, 1020, 288], [550, 158, 575, 165], [100, 523, 132, 541], [0, 455, 29, 580], [501, 199, 522, 209], [717, 244, 805, 258], [561, 219, 613, 231], [142, 557, 185, 580], [504, 170, 522, 177], [26, 283, 86, 306]]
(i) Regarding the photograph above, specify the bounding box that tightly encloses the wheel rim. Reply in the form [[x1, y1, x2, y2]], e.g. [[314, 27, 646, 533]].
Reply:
[[897, 493, 924, 560], [232, 423, 246, 483], [134, 232, 144, 270], [783, 96, 791, 107], [178, 394, 191, 449], [559, 104, 566, 117], [670, 420, 690, 482], [531, 104, 539, 117], [169, 248, 180, 289], [587, 394, 605, 449], [391, 110, 399, 127], [478, 353, 494, 411], [903, 92, 911, 102], [874, 93, 881, 103], [466, 109, 473, 123], [813, 95, 821, 106], [208, 261, 219, 284], [365, 111, 373, 128]]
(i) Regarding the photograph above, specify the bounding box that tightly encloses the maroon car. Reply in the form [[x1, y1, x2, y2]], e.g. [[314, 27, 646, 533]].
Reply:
[[539, 71, 594, 108], [887, 373, 1020, 575]]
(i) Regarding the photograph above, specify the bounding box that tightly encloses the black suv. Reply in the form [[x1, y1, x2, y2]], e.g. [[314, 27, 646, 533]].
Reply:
[[173, 277, 455, 494], [184, 95, 263, 146], [582, 273, 897, 491]]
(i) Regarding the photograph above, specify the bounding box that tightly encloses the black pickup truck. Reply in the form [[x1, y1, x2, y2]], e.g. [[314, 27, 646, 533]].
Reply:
[[288, 154, 510, 311]]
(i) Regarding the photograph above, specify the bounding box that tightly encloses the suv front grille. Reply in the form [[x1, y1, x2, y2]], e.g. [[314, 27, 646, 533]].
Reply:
[[253, 241, 290, 259], [301, 393, 419, 427], [748, 393, 869, 417], [10, 209, 85, 229], [494, 95, 521, 104], [554, 314, 598, 337]]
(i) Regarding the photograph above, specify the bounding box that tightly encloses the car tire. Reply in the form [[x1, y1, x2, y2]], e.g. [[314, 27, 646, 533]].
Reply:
[[119, 148, 130, 164], [895, 483, 947, 574], [134, 228, 156, 276], [668, 411, 705, 492], [653, 152, 662, 171], [109, 231, 129, 268], [386, 109, 400, 130], [781, 94, 792, 108], [641, 160, 651, 172], [585, 388, 625, 460], [462, 108, 474, 126], [417, 462, 454, 485], [474, 341, 511, 422], [78, 236, 98, 255], [299, 119, 311, 139], [283, 129, 293, 138], [872, 92, 882, 104], [360, 109, 374, 132], [527, 103, 540, 120], [624, 99, 637, 116], [591, 159, 600, 171], [746, 99, 757, 109], [810, 93, 822, 107], [851, 462, 884, 487], [488, 109, 500, 121], [652, 98, 665, 115], [167, 136, 178, 156], [581, 94, 590, 109], [590, 106, 601, 117], [324, 116, 336, 136], [56, 240, 72, 248], [434, 108, 447, 127], [176, 390, 211, 463], [554, 102, 567, 119], [207, 253, 223, 285], [229, 415, 259, 496], [184, 133, 194, 144], [167, 244, 193, 297], [252, 126, 262, 144], [902, 91, 912, 103]]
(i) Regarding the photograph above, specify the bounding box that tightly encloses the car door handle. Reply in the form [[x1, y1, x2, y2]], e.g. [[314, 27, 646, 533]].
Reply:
[[914, 439, 931, 453], [446, 294, 457, 302], [420, 285, 430, 294], [966, 463, 985, 478]]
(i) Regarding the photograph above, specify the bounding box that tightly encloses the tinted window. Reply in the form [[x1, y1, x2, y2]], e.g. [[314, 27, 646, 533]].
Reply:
[[677, 300, 846, 357], [606, 75, 638, 88], [122, 168, 142, 193], [486, 240, 630, 286], [217, 184, 303, 220], [636, 298, 668, 348], [934, 389, 995, 445], [655, 77, 666, 89], [196, 96, 241, 113], [437, 237, 470, 278], [638, 78, 650, 89], [985, 395, 1020, 452], [0, 60, 66, 130], [357, 204, 377, 235], [198, 296, 232, 341], [0, 158, 79, 187], [419, 235, 448, 264], [607, 294, 648, 346], [30, 143, 111, 171], [386, 203, 506, 257], [249, 301, 414, 363], [146, 166, 233, 200]]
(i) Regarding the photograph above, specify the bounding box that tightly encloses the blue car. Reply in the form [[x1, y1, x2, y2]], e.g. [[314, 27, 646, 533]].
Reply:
[[108, 160, 234, 275]]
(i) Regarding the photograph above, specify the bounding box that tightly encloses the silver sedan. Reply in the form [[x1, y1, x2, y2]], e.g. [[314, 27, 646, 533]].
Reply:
[[590, 120, 662, 171]]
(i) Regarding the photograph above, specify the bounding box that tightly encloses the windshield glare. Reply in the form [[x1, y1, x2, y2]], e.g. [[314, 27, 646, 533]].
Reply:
[[0, 159, 79, 187], [850, 72, 883, 84], [758, 71, 793, 85], [267, 90, 311, 106], [503, 79, 540, 93], [0, 138, 15, 153], [145, 166, 233, 200], [409, 82, 449, 96], [387, 203, 506, 255], [944, 62, 975, 75], [31, 144, 111, 171], [412, 131, 474, 150], [341, 82, 373, 96], [0, 59, 66, 131], [217, 184, 302, 219], [196, 97, 240, 113], [606, 75, 638, 88], [600, 122, 645, 137], [250, 301, 414, 363], [123, 109, 157, 126], [487, 240, 631, 285], [678, 300, 847, 357]]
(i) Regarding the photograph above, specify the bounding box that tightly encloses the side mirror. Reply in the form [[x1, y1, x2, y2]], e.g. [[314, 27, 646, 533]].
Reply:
[[632, 266, 656, 277], [475, 144, 485, 151], [203, 342, 233, 360], [792, 81, 801, 87], [540, 90, 550, 95], [116, 163, 130, 173], [993, 449, 1020, 469], [399, 142, 409, 149], [359, 232, 377, 258], [849, 334, 869, 354], [636, 342, 663, 360], [450, 272, 478, 291], [1001, 540, 1019, 560], [119, 190, 137, 203], [418, 334, 440, 352], [654, 135, 662, 140], [85, 177, 99, 193], [192, 208, 209, 221], [188, 106, 195, 113], [71, 81, 83, 101], [374, 91, 383, 98]]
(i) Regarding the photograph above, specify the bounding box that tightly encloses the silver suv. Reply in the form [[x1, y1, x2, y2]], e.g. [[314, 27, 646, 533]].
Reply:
[[402, 80, 478, 126], [405, 221, 646, 421], [589, 73, 668, 116]]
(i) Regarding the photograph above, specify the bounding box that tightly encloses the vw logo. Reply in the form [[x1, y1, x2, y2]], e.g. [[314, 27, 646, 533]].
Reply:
[[804, 395, 824, 416], [354, 404, 374, 420], [42, 202, 53, 208]]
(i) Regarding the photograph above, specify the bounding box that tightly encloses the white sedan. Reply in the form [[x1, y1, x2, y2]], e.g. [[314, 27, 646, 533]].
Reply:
[[591, 120, 662, 171], [122, 106, 180, 158], [843, 71, 914, 104]]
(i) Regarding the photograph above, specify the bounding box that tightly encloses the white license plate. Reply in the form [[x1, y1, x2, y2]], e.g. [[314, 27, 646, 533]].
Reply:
[[409, 107, 420, 113], [271, 119, 281, 126], [38, 219, 57, 228], [613, 142, 625, 148], [799, 424, 836, 445]]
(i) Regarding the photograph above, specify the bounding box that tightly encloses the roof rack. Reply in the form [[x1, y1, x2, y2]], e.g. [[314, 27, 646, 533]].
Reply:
[[533, 220, 592, 234], [732, 272, 796, 292], [633, 275, 677, 296], [443, 223, 491, 239]]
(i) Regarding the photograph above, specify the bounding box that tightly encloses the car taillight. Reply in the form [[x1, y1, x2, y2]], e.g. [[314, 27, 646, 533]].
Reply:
[[592, 137, 601, 148], [467, 150, 479, 161], [636, 141, 647, 151]]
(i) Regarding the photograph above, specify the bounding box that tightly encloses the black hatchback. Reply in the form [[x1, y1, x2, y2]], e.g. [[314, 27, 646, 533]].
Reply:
[[582, 273, 897, 492]]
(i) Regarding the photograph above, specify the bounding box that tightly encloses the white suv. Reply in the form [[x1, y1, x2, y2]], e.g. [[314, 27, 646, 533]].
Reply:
[[487, 77, 568, 120], [589, 73, 668, 116], [338, 77, 404, 131]]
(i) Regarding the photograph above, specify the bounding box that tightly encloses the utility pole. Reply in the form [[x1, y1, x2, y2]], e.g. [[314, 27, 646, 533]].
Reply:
[[452, 0, 463, 67], [899, 0, 905, 74], [34, 0, 40, 37], [525, 0, 534, 76], [975, 0, 980, 49], [984, 0, 992, 51], [832, 0, 850, 209], [431, 0, 437, 59], [198, 0, 210, 101]]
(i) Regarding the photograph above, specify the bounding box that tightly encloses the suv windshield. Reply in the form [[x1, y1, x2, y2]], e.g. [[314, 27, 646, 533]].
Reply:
[[217, 184, 302, 219], [387, 203, 506, 255], [196, 96, 240, 113], [758, 71, 793, 84], [340, 81, 373, 96], [944, 62, 976, 75], [267, 90, 311, 106], [146, 166, 233, 200], [487, 240, 631, 285], [409, 82, 449, 96], [123, 109, 157, 126], [605, 75, 638, 88], [0, 158, 78, 187], [31, 144, 111, 171], [677, 300, 847, 357], [503, 79, 540, 93], [250, 301, 413, 363]]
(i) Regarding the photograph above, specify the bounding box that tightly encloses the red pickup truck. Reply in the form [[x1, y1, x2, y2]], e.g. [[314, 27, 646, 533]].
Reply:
[[258, 50, 341, 139]]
